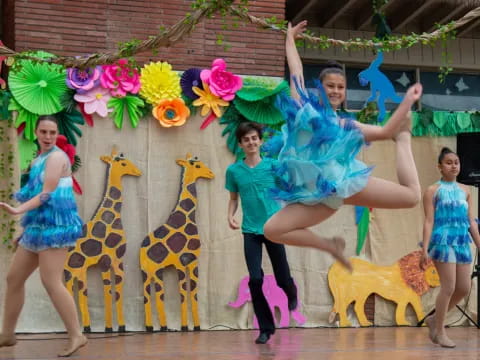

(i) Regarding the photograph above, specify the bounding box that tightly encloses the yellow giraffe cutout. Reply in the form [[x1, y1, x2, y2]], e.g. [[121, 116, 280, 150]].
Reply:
[[64, 147, 141, 332], [140, 153, 214, 331]]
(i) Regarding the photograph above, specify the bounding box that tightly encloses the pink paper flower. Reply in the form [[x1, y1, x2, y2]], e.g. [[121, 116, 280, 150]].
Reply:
[[74, 86, 112, 118], [101, 59, 141, 97], [200, 59, 242, 101]]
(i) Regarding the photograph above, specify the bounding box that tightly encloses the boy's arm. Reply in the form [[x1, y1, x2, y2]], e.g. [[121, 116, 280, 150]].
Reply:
[[228, 192, 240, 230]]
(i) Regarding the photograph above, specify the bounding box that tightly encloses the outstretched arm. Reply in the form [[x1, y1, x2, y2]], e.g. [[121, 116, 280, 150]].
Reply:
[[286, 21, 307, 100]]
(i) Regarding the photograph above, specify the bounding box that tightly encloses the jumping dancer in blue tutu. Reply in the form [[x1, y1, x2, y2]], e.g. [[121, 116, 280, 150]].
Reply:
[[264, 20, 422, 270], [422, 147, 480, 348], [0, 115, 87, 357]]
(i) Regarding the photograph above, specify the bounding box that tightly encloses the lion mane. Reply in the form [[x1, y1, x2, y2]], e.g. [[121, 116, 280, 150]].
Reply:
[[398, 250, 434, 296]]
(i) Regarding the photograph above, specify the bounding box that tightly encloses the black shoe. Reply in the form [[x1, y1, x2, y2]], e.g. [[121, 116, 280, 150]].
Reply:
[[287, 296, 298, 311], [255, 332, 271, 344]]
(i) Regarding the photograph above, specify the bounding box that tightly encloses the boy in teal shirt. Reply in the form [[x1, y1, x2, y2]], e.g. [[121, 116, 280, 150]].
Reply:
[[225, 122, 297, 344]]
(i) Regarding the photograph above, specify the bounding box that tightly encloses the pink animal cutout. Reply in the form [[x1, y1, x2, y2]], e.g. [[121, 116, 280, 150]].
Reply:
[[229, 274, 306, 328]]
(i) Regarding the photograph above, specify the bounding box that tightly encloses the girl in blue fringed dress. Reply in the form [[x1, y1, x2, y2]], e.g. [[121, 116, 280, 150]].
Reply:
[[263, 20, 423, 271], [0, 115, 87, 357], [422, 147, 480, 348]]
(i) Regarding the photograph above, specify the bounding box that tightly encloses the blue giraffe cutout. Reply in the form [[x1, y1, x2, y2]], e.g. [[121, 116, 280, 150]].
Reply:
[[358, 51, 403, 122]]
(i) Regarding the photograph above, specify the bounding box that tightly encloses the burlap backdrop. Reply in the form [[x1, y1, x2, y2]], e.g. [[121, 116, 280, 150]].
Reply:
[[0, 114, 477, 332]]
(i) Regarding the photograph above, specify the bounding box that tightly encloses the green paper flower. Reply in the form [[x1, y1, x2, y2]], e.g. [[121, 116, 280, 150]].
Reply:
[[17, 137, 38, 171], [107, 95, 145, 129], [8, 97, 38, 141]]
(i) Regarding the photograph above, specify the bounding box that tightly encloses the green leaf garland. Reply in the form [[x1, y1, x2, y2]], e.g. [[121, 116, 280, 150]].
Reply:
[[108, 95, 145, 129]]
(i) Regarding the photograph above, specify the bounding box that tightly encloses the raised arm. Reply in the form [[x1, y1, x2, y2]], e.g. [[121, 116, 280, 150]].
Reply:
[[286, 21, 308, 100]]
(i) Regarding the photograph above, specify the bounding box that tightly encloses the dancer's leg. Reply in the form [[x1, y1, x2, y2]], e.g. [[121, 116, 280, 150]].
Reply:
[[0, 247, 38, 346], [264, 203, 351, 270], [38, 249, 87, 357]]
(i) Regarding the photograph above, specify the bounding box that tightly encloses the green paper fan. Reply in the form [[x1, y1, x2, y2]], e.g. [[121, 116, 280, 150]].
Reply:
[[233, 97, 285, 127], [108, 95, 145, 129], [9, 97, 38, 141], [219, 105, 245, 158], [55, 109, 85, 146], [456, 112, 471, 130], [9, 52, 67, 115], [236, 79, 289, 102], [17, 137, 38, 171]]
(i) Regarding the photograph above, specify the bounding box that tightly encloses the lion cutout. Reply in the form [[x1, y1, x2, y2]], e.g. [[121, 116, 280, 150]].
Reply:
[[327, 250, 440, 327]]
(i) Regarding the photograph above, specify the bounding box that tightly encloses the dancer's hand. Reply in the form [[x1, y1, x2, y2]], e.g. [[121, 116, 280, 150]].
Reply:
[[405, 83, 423, 103], [420, 250, 429, 270], [0, 202, 20, 215], [228, 216, 240, 230], [287, 20, 308, 40]]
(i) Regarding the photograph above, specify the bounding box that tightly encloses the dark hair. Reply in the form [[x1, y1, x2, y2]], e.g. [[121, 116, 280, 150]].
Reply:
[[235, 122, 263, 143], [319, 61, 345, 82], [35, 115, 58, 130], [438, 147, 458, 164]]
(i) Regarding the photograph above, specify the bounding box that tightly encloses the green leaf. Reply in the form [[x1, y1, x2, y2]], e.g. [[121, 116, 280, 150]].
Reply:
[[8, 97, 38, 141], [356, 208, 370, 255], [108, 95, 145, 129], [17, 137, 38, 171], [54, 109, 85, 146], [456, 112, 471, 130]]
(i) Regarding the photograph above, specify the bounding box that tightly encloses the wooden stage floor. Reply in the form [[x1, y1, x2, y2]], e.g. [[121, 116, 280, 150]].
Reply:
[[1, 327, 480, 360]]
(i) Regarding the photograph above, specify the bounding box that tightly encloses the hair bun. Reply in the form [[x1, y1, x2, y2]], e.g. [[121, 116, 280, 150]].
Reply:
[[325, 60, 343, 70]]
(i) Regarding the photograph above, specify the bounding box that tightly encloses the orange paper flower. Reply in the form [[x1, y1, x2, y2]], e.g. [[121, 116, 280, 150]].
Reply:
[[192, 82, 229, 117], [152, 98, 190, 128]]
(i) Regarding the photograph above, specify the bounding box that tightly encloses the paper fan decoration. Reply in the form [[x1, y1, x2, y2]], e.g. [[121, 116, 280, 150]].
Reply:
[[9, 52, 67, 115], [108, 95, 145, 129], [55, 109, 85, 146], [236, 78, 289, 101], [139, 61, 181, 104], [180, 68, 202, 100], [17, 137, 38, 171], [8, 97, 38, 141]]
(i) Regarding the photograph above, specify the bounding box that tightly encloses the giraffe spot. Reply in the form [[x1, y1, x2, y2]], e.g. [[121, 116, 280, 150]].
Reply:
[[109, 187, 121, 200], [112, 218, 123, 230], [116, 244, 126, 258], [99, 255, 112, 272], [188, 210, 196, 222], [80, 224, 87, 238], [83, 289, 88, 296], [167, 211, 186, 229], [187, 183, 197, 197], [155, 283, 162, 292], [103, 198, 113, 208], [141, 270, 148, 283], [177, 269, 185, 280], [166, 232, 187, 253], [147, 243, 169, 264], [92, 222, 106, 238], [182, 280, 197, 291], [153, 226, 169, 239], [143, 296, 148, 304], [103, 279, 111, 285], [64, 270, 72, 282], [115, 275, 122, 284], [184, 224, 198, 236], [67, 246, 75, 252], [187, 239, 200, 251], [105, 233, 122, 248], [101, 211, 115, 224], [115, 292, 120, 301], [114, 201, 122, 212], [145, 284, 151, 294], [81, 239, 103, 257], [160, 294, 164, 301], [180, 294, 185, 303], [141, 236, 150, 247], [77, 280, 84, 290], [180, 198, 195, 212], [194, 293, 198, 301], [155, 269, 164, 280], [119, 263, 124, 271], [193, 267, 198, 278], [180, 253, 196, 266], [68, 253, 85, 268]]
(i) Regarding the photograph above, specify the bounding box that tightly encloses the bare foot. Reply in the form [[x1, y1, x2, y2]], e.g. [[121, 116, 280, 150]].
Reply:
[[0, 333, 16, 347], [435, 333, 456, 348], [425, 316, 438, 344], [330, 237, 352, 272], [58, 334, 87, 357]]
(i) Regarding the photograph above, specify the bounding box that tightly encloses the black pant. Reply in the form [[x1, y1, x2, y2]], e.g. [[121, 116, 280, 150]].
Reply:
[[243, 233, 297, 334]]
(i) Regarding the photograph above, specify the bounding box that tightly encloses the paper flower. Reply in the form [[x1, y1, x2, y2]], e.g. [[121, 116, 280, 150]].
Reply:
[[139, 61, 181, 105], [101, 59, 140, 97], [180, 68, 203, 100], [66, 67, 101, 93], [152, 98, 190, 128], [55, 134, 83, 194], [200, 59, 242, 101], [192, 82, 229, 117], [74, 86, 112, 117]]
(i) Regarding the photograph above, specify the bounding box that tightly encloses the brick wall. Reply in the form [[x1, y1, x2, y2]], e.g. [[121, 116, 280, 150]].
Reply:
[[13, 0, 286, 77]]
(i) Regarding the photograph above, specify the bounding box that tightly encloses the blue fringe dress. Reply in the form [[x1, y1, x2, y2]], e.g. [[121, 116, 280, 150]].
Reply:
[[263, 83, 372, 209], [428, 180, 472, 264], [14, 146, 83, 252]]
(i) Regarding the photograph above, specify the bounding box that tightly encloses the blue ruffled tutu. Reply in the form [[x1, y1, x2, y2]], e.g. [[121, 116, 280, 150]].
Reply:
[[15, 147, 83, 252], [263, 82, 372, 209]]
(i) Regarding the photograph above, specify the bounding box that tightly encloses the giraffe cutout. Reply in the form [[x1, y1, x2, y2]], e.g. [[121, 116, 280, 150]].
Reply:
[[64, 147, 142, 332], [140, 153, 214, 331]]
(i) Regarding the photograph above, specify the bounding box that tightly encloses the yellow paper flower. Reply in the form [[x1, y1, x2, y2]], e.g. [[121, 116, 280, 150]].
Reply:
[[192, 82, 229, 117], [139, 61, 181, 104], [152, 98, 190, 128]]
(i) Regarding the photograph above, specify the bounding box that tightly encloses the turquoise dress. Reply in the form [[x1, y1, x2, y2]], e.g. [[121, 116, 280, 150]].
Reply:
[[14, 146, 83, 252], [263, 81, 372, 209], [428, 180, 472, 264]]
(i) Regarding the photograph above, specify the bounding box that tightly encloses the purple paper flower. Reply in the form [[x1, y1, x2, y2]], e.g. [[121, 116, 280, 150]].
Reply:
[[180, 68, 203, 99], [66, 67, 102, 94]]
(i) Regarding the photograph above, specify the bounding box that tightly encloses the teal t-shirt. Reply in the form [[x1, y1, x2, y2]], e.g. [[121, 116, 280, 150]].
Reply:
[[225, 158, 281, 234]]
